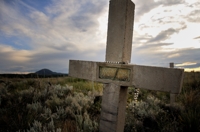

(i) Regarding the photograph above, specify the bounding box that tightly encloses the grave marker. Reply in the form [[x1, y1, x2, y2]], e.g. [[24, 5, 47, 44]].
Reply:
[[68, 0, 184, 131]]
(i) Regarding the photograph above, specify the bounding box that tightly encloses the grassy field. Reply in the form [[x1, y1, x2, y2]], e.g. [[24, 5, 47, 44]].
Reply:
[[0, 72, 200, 132]]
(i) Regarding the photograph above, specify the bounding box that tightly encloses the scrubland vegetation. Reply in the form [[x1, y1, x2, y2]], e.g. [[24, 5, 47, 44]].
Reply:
[[0, 72, 200, 132]]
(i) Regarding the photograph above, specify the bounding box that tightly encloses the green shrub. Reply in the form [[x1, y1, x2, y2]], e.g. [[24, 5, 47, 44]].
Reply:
[[1, 74, 200, 132], [0, 79, 99, 132]]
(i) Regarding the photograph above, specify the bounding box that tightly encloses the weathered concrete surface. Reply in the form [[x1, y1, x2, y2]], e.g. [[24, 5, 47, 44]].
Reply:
[[69, 60, 184, 94], [99, 84, 128, 132], [69, 60, 97, 81], [169, 62, 177, 104], [69, 60, 133, 86], [99, 66, 130, 81], [132, 65, 184, 94], [106, 0, 135, 63], [92, 1, 134, 131], [116, 86, 128, 132], [100, 1, 134, 130]]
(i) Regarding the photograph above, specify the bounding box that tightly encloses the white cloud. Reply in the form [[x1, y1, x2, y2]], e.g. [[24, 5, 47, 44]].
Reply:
[[167, 53, 180, 58], [175, 62, 197, 66]]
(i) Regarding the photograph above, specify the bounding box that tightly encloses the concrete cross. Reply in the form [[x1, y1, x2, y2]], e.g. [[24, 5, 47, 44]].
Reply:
[[68, 0, 184, 132]]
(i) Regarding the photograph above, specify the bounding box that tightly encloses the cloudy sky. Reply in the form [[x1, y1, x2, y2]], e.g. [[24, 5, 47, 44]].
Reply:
[[0, 0, 200, 74]]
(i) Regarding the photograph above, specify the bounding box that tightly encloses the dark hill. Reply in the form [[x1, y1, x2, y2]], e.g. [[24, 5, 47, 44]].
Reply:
[[0, 69, 68, 78], [35, 69, 68, 77], [35, 69, 55, 75]]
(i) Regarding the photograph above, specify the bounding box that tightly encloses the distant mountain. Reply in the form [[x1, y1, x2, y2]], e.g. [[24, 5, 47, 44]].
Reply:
[[35, 69, 54, 75], [0, 69, 68, 78], [35, 69, 67, 76]]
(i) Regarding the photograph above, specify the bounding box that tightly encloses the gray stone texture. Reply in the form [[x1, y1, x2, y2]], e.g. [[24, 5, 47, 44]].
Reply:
[[169, 62, 177, 104], [106, 0, 135, 63], [101, 0, 135, 130], [69, 60, 97, 81], [69, 60, 184, 94], [99, 84, 128, 132], [132, 65, 184, 94]]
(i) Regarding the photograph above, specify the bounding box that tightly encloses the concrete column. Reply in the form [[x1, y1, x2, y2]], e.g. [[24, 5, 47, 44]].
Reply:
[[105, 0, 135, 63], [169, 62, 177, 105], [100, 0, 134, 131], [100, 83, 128, 132]]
